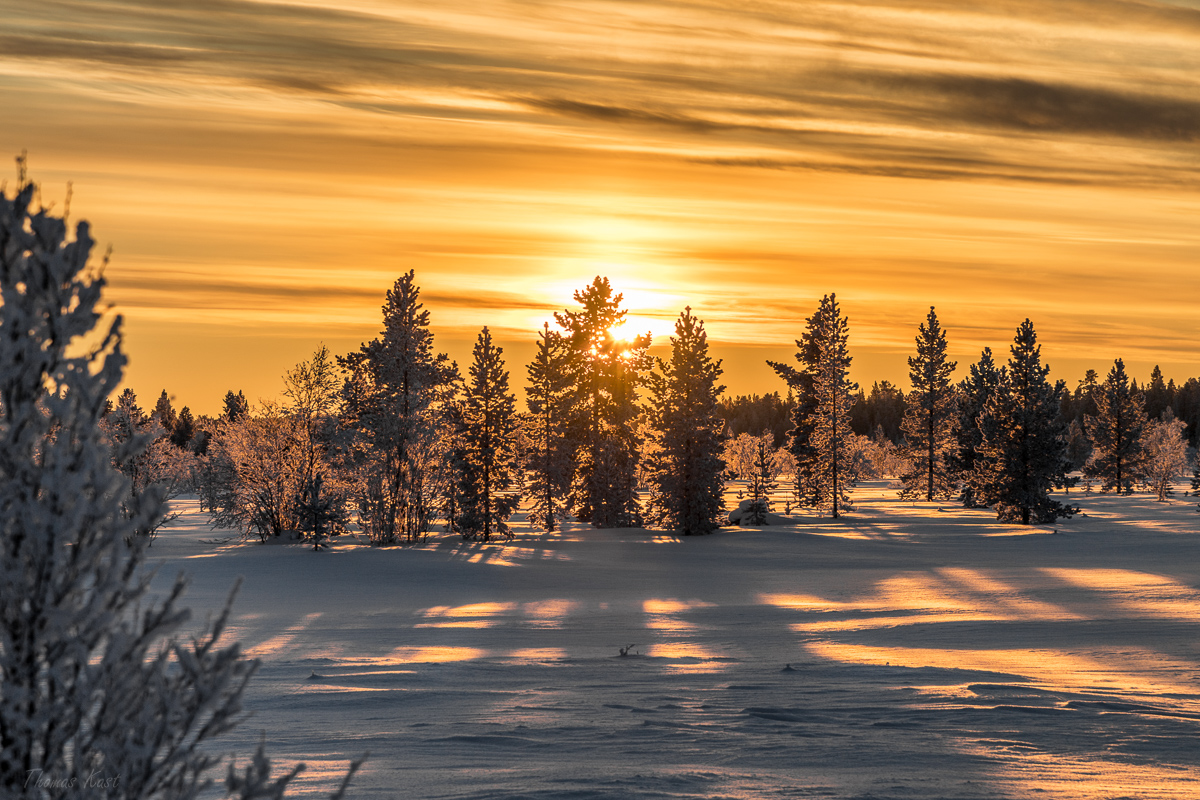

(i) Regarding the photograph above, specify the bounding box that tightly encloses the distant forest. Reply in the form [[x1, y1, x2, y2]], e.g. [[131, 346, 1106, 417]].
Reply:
[[105, 273, 1200, 544], [721, 367, 1200, 450]]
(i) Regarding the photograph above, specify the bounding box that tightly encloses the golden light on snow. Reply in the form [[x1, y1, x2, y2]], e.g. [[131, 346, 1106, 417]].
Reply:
[[804, 641, 1200, 698], [383, 646, 487, 664]]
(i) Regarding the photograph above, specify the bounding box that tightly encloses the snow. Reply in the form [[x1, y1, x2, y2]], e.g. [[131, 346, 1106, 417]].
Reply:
[[148, 482, 1200, 798]]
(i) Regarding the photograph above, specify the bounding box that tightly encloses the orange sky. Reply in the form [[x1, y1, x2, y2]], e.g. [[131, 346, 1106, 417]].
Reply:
[[4, 0, 1199, 414]]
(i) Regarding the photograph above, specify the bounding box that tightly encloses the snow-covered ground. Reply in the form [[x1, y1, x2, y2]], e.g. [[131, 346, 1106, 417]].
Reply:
[[149, 482, 1200, 799]]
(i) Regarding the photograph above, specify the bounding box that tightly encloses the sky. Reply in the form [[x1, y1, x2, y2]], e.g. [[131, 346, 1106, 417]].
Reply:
[[3, 0, 1199, 415]]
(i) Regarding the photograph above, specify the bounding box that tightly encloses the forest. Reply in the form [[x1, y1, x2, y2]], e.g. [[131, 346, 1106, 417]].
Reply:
[[105, 271, 1200, 546]]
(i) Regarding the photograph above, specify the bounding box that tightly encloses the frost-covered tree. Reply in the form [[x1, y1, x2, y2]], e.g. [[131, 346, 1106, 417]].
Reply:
[[455, 327, 519, 541], [899, 307, 958, 501], [1142, 411, 1188, 501], [282, 344, 347, 544], [339, 271, 458, 544], [722, 432, 764, 483], [771, 294, 858, 516], [808, 295, 859, 517], [208, 402, 307, 541], [524, 323, 574, 532], [555, 277, 650, 528], [744, 437, 778, 525], [974, 320, 1075, 524], [645, 307, 726, 535], [953, 348, 1004, 507], [0, 170, 352, 798], [1083, 359, 1145, 494], [101, 388, 191, 540]]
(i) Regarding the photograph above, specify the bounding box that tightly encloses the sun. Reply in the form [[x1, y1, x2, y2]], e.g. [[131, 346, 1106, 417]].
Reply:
[[609, 316, 676, 344]]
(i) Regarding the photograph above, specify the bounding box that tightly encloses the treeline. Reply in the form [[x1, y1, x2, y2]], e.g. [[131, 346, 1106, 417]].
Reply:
[[110, 277, 1200, 543], [111, 274, 727, 544]]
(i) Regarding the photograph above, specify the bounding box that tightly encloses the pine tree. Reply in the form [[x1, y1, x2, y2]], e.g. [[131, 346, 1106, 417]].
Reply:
[[1191, 450, 1200, 512], [768, 333, 820, 509], [1145, 364, 1170, 421], [0, 169, 350, 798], [222, 389, 249, 422], [525, 323, 574, 532], [171, 405, 197, 450], [899, 307, 958, 501], [806, 295, 859, 517], [645, 307, 727, 535], [296, 473, 346, 550], [974, 320, 1075, 524], [953, 348, 1004, 507], [1083, 359, 1146, 494], [554, 277, 650, 528], [339, 271, 458, 544], [153, 389, 177, 435], [456, 327, 519, 541], [744, 437, 779, 525]]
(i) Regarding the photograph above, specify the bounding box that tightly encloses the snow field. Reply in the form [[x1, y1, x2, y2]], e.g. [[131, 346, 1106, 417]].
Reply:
[[151, 482, 1200, 799]]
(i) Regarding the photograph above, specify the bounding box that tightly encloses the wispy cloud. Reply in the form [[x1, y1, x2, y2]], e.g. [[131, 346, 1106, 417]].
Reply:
[[3, 0, 1199, 408]]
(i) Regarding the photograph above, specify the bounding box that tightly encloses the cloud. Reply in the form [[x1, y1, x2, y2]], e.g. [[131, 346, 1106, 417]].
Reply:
[[875, 72, 1200, 142]]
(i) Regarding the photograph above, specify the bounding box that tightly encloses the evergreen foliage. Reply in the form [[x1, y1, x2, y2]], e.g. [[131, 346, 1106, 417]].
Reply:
[[1144, 365, 1170, 421], [524, 323, 574, 532], [645, 307, 727, 535], [768, 331, 820, 510], [849, 381, 906, 442], [172, 406, 197, 450], [899, 307, 958, 501], [1083, 359, 1146, 494], [716, 392, 793, 446], [339, 271, 458, 544], [0, 170, 340, 799], [771, 295, 859, 516], [953, 348, 1004, 507], [222, 389, 249, 422], [974, 320, 1075, 524], [296, 473, 346, 550], [555, 277, 650, 528], [153, 389, 177, 434], [455, 327, 519, 541], [744, 437, 778, 525]]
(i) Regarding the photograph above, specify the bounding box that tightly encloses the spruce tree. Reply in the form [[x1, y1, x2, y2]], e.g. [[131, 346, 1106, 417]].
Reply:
[[222, 389, 249, 422], [768, 333, 820, 510], [974, 320, 1075, 524], [808, 295, 859, 517], [554, 277, 650, 528], [455, 327, 519, 541], [171, 405, 197, 450], [525, 323, 574, 532], [953, 348, 1004, 507], [1145, 364, 1170, 421], [339, 271, 458, 544], [645, 307, 726, 535], [0, 170, 347, 798], [153, 389, 177, 435], [1083, 359, 1146, 494], [744, 437, 779, 525], [899, 307, 958, 501]]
